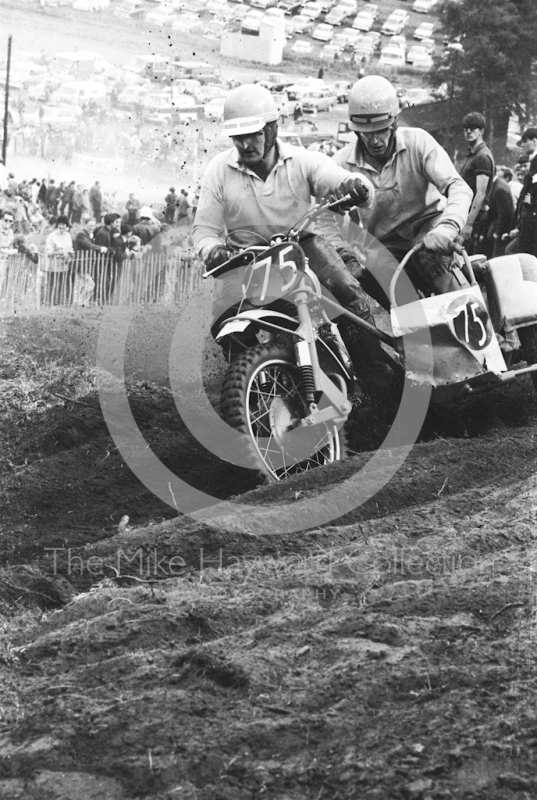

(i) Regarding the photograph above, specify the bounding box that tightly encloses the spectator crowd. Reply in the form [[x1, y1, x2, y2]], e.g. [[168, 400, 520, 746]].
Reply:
[[0, 158, 200, 305]]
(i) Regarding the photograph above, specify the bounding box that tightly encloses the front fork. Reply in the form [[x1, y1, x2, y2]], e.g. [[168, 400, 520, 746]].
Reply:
[[293, 290, 352, 425]]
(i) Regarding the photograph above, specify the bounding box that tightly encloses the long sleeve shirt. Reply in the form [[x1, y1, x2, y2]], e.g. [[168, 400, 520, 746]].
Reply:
[[192, 139, 374, 262], [331, 126, 472, 244], [44, 229, 74, 272]]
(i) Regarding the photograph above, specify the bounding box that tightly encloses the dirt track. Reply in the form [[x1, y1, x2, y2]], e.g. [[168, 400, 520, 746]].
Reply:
[[1, 304, 537, 798]]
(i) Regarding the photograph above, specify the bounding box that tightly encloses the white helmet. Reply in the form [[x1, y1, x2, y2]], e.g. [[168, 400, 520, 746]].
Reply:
[[222, 84, 279, 137], [348, 76, 400, 132]]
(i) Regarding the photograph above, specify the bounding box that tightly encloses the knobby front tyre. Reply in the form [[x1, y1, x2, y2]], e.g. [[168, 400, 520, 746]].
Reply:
[[220, 342, 347, 483]]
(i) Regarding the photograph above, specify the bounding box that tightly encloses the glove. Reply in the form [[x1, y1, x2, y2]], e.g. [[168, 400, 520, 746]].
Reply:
[[422, 224, 461, 255], [206, 244, 231, 270], [337, 176, 371, 207]]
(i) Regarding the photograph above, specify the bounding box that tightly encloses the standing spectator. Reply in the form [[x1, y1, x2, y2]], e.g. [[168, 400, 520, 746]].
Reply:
[[94, 212, 121, 302], [458, 112, 495, 252], [89, 181, 102, 222], [61, 180, 76, 220], [132, 206, 162, 246], [496, 165, 522, 211], [125, 193, 141, 225], [45, 179, 60, 218], [74, 218, 108, 256], [71, 184, 85, 224], [176, 189, 190, 227], [513, 127, 537, 257], [481, 173, 514, 258], [43, 215, 74, 304], [0, 209, 16, 253], [37, 178, 47, 209], [57, 181, 67, 215], [164, 187, 177, 224], [82, 187, 91, 220]]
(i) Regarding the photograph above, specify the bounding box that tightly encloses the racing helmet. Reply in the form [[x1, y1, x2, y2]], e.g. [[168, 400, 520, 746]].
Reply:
[[222, 84, 279, 137], [348, 76, 400, 132]]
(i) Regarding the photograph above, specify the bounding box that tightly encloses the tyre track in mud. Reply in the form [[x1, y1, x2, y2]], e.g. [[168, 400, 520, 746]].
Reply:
[[2, 418, 537, 800]]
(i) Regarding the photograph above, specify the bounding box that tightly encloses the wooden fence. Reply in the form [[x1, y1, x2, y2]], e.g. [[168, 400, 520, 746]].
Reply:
[[0, 251, 203, 311]]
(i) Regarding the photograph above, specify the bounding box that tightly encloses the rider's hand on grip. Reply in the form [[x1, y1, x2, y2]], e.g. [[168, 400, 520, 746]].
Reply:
[[206, 244, 231, 269], [338, 177, 371, 207], [422, 224, 461, 255]]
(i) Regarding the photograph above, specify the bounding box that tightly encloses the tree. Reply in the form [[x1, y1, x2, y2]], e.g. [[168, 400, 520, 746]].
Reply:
[[431, 0, 537, 135]]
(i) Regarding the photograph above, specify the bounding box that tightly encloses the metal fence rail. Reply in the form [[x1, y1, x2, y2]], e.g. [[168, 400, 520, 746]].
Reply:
[[0, 252, 203, 311]]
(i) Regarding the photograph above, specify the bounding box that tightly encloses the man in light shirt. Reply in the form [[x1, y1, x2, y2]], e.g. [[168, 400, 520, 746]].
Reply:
[[330, 75, 473, 308]]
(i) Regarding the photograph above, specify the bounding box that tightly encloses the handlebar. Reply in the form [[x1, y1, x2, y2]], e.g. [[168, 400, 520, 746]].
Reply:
[[388, 243, 476, 308], [202, 195, 358, 279]]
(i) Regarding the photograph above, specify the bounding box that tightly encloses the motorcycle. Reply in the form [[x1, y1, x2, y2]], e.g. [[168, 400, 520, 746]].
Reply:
[[202, 195, 381, 483], [204, 196, 537, 483]]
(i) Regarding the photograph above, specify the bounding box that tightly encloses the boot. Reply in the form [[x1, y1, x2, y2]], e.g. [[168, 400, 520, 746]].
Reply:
[[338, 318, 401, 403]]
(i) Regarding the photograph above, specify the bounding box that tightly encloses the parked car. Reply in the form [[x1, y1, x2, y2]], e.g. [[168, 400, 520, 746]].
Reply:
[[291, 38, 314, 54], [406, 44, 429, 63], [113, 0, 145, 19], [26, 104, 83, 129], [420, 37, 435, 54], [204, 19, 228, 38], [412, 51, 434, 69], [278, 0, 303, 14], [352, 10, 374, 31], [312, 22, 334, 40], [390, 8, 409, 23], [413, 21, 435, 39], [337, 0, 357, 16], [390, 34, 407, 52], [145, 5, 177, 24], [379, 47, 406, 67], [341, 26, 362, 47], [204, 96, 227, 120], [362, 30, 381, 50], [331, 31, 351, 48], [265, 6, 286, 18], [301, 88, 337, 112], [116, 84, 148, 109], [171, 12, 204, 31], [412, 0, 436, 12], [301, 0, 325, 18], [319, 44, 342, 61], [381, 17, 406, 35], [325, 5, 349, 25], [51, 79, 108, 107], [287, 77, 326, 99], [242, 8, 265, 31], [333, 79, 351, 102], [292, 12, 314, 32], [399, 86, 435, 106]]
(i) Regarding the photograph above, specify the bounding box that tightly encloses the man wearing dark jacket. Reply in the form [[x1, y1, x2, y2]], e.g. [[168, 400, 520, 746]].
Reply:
[[482, 174, 514, 258], [515, 127, 537, 257], [93, 213, 121, 302], [75, 218, 109, 254], [89, 181, 103, 223]]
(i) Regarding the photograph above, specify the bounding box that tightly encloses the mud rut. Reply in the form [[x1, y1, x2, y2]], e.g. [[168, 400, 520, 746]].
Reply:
[[1, 361, 537, 800]]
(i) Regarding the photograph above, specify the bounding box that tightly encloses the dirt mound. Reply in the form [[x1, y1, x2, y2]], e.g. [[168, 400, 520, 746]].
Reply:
[[1, 328, 537, 799]]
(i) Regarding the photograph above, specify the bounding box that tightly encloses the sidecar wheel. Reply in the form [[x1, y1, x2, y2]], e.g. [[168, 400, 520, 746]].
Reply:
[[220, 342, 347, 483], [518, 325, 537, 391]]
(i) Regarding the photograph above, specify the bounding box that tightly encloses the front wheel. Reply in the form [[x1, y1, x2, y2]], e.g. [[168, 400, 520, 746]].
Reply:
[[518, 324, 537, 391], [220, 342, 347, 483]]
